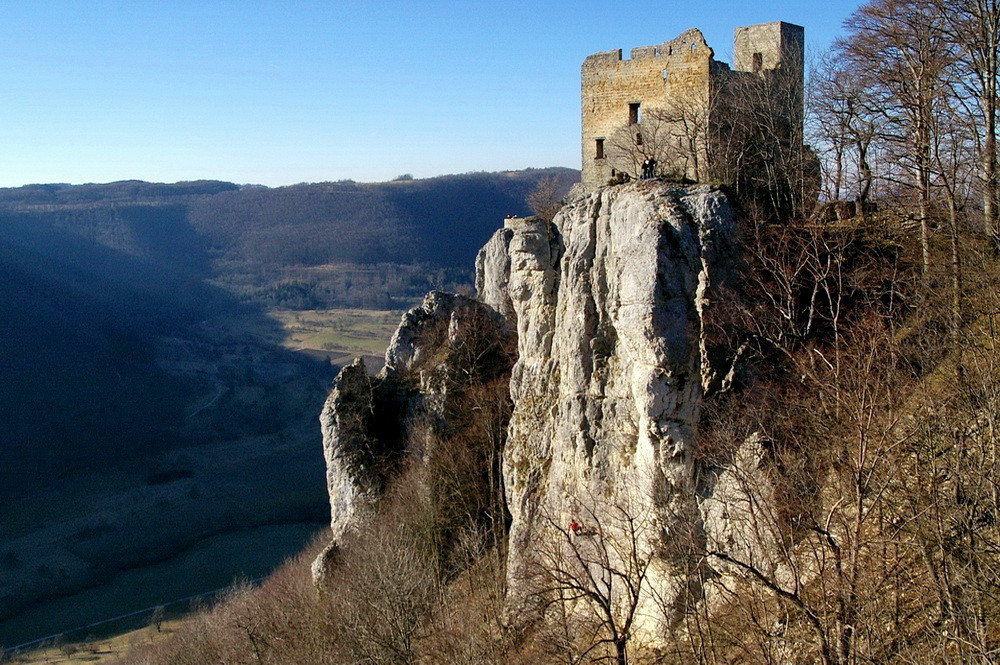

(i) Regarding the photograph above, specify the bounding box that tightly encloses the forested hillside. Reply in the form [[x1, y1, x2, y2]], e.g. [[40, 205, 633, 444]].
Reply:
[[0, 169, 578, 309], [0, 167, 577, 488]]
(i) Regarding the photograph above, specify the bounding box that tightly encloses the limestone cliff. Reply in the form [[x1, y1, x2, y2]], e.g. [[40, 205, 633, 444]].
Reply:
[[316, 181, 743, 634], [313, 291, 515, 586], [479, 181, 737, 633]]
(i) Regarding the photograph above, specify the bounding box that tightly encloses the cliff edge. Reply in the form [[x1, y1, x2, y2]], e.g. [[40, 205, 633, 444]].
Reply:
[[316, 180, 743, 636], [481, 181, 736, 634]]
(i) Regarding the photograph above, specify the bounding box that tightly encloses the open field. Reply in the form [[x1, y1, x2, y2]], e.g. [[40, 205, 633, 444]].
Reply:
[[265, 307, 407, 369], [8, 617, 185, 665]]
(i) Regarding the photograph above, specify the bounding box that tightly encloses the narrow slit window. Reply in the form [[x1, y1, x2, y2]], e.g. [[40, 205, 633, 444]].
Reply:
[[629, 102, 641, 125], [636, 132, 643, 146], [752, 52, 763, 73], [595, 138, 605, 159]]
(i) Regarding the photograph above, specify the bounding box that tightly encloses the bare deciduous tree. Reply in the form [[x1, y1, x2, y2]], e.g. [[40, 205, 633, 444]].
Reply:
[[811, 52, 883, 216], [931, 0, 1000, 248], [836, 0, 955, 278], [529, 176, 565, 223], [524, 496, 657, 665]]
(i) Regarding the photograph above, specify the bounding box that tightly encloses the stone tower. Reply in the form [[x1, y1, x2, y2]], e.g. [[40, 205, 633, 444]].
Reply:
[[733, 21, 805, 142], [733, 21, 804, 77], [580, 21, 805, 192]]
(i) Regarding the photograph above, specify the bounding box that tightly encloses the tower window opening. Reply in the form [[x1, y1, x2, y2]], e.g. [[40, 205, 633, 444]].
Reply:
[[690, 43, 696, 52], [636, 132, 643, 146], [662, 68, 668, 80], [595, 138, 605, 159], [629, 103, 641, 125], [752, 52, 763, 73]]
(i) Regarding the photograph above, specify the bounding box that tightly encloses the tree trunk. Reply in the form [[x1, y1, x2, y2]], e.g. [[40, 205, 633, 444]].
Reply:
[[948, 194, 963, 337], [615, 638, 628, 665], [920, 177, 931, 283], [982, 94, 999, 252], [984, 113, 996, 236], [918, 116, 932, 282]]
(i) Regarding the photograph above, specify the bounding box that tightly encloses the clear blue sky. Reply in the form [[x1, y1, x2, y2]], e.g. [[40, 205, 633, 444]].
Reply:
[[0, 0, 863, 187]]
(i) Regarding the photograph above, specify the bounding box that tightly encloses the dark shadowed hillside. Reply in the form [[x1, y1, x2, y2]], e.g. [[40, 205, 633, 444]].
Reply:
[[0, 215, 219, 490], [185, 169, 579, 307], [184, 169, 577, 269], [0, 167, 578, 644]]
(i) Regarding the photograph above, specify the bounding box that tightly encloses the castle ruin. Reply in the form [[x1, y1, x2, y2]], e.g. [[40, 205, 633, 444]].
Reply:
[[581, 21, 805, 192]]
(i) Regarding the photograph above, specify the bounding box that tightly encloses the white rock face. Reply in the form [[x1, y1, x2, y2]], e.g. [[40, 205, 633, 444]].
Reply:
[[488, 182, 736, 634], [318, 292, 510, 544], [474, 226, 515, 322], [314, 182, 746, 627], [312, 357, 384, 589], [312, 291, 515, 587], [698, 434, 784, 592], [318, 358, 381, 545]]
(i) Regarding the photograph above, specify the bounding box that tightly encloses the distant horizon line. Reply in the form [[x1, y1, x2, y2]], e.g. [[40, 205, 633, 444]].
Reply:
[[0, 165, 581, 191]]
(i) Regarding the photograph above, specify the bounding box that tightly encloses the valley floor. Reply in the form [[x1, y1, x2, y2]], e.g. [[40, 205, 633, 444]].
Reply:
[[0, 307, 403, 651], [11, 617, 185, 665], [0, 523, 324, 650]]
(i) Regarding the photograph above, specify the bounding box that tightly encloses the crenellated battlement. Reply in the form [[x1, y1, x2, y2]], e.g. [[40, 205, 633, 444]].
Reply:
[[581, 21, 805, 192]]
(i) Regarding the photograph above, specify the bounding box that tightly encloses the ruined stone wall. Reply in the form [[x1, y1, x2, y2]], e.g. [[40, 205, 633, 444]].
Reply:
[[733, 22, 805, 143], [581, 29, 712, 190], [581, 22, 805, 192]]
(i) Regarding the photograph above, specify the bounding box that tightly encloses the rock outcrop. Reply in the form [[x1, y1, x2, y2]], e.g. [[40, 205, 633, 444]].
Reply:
[[313, 291, 515, 587], [480, 181, 737, 633], [316, 180, 742, 635]]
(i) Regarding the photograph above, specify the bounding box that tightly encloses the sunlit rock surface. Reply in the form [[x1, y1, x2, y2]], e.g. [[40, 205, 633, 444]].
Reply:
[[486, 182, 737, 632]]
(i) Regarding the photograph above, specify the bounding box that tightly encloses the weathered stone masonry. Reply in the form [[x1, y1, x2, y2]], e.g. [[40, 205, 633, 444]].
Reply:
[[581, 21, 804, 191]]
